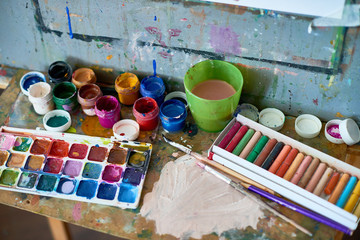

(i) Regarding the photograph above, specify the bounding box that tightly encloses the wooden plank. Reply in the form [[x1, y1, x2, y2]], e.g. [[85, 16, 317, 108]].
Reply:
[[47, 217, 71, 240]]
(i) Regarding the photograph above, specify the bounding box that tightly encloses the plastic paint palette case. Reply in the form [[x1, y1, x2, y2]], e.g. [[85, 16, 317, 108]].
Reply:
[[0, 126, 152, 209]]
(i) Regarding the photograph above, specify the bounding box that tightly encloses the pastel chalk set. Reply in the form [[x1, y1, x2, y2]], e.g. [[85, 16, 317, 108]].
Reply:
[[209, 114, 360, 231], [0, 126, 152, 209]]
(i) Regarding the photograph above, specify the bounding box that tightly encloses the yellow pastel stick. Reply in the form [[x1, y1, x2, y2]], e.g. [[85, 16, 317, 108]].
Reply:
[[353, 201, 360, 218], [344, 180, 360, 212]]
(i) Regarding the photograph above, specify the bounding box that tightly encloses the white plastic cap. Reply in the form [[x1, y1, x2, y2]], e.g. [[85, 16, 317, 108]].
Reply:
[[113, 119, 140, 141], [339, 118, 360, 146]]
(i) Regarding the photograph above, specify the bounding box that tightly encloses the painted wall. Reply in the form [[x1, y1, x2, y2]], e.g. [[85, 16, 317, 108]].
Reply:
[[0, 0, 359, 123]]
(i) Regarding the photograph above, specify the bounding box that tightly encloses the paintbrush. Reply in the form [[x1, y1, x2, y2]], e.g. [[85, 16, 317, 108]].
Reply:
[[195, 161, 312, 236], [162, 134, 275, 195], [162, 134, 352, 235]]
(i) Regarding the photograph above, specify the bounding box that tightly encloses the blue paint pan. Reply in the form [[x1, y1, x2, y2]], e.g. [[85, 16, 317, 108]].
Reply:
[[159, 99, 187, 132]]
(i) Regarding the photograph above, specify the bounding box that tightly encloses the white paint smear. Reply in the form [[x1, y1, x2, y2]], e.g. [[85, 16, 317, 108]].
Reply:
[[140, 155, 264, 239]]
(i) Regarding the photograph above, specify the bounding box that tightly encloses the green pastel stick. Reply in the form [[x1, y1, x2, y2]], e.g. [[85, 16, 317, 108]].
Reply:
[[232, 129, 255, 156], [246, 135, 269, 163]]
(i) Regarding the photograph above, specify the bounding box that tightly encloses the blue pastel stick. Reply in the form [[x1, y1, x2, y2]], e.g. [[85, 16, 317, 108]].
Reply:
[[336, 176, 357, 208]]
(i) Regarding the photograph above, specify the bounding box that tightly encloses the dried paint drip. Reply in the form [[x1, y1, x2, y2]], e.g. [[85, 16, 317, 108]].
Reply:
[[327, 124, 342, 139], [140, 155, 263, 238]]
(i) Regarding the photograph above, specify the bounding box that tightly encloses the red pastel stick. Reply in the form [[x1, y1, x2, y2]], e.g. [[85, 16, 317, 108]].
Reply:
[[225, 125, 249, 152], [218, 122, 241, 149], [276, 148, 299, 177]]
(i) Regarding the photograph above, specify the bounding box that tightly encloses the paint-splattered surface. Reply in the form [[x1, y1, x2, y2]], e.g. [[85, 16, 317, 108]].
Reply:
[[0, 67, 354, 239]]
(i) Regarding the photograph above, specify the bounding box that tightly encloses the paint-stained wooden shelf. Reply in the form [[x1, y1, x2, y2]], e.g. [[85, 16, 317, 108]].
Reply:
[[0, 66, 358, 240]]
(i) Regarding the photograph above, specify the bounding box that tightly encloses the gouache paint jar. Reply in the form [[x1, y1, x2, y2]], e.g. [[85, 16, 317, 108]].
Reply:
[[115, 72, 140, 105], [133, 97, 159, 131], [20, 71, 46, 96], [28, 82, 54, 115], [95, 95, 121, 129], [52, 82, 79, 112], [160, 99, 187, 132], [72, 68, 97, 89], [140, 76, 165, 107], [48, 61, 72, 84], [77, 84, 103, 116]]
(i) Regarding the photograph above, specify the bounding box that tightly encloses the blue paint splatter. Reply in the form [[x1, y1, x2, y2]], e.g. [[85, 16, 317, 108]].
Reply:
[[154, 16, 157, 21], [95, 1, 103, 13], [153, 59, 156, 76], [66, 6, 73, 39]]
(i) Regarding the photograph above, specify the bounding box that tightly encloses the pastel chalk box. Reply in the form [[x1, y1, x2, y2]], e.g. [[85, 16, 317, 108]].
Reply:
[[259, 108, 285, 131], [295, 114, 322, 139], [325, 119, 360, 145], [209, 114, 360, 232], [0, 126, 153, 209]]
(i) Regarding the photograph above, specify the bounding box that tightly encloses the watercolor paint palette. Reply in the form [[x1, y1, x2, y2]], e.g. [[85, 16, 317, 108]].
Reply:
[[0, 126, 152, 209], [209, 114, 360, 231]]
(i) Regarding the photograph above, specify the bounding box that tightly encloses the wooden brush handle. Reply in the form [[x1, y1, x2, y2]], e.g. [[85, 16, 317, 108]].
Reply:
[[193, 152, 275, 195]]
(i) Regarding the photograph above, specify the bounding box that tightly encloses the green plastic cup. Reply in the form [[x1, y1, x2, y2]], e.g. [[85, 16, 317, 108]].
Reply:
[[184, 60, 243, 132]]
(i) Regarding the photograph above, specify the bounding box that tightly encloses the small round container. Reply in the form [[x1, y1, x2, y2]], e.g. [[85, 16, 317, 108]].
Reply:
[[48, 61, 72, 84], [164, 91, 188, 110], [325, 119, 360, 145], [237, 103, 259, 122], [20, 71, 46, 96], [28, 82, 54, 115], [52, 82, 79, 112], [160, 99, 187, 132], [115, 72, 140, 105], [95, 95, 121, 129], [325, 120, 344, 144], [112, 119, 140, 141], [295, 114, 322, 138], [259, 108, 285, 131], [71, 68, 97, 89], [140, 76, 165, 107], [77, 84, 103, 116], [43, 110, 71, 132], [133, 97, 159, 131]]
